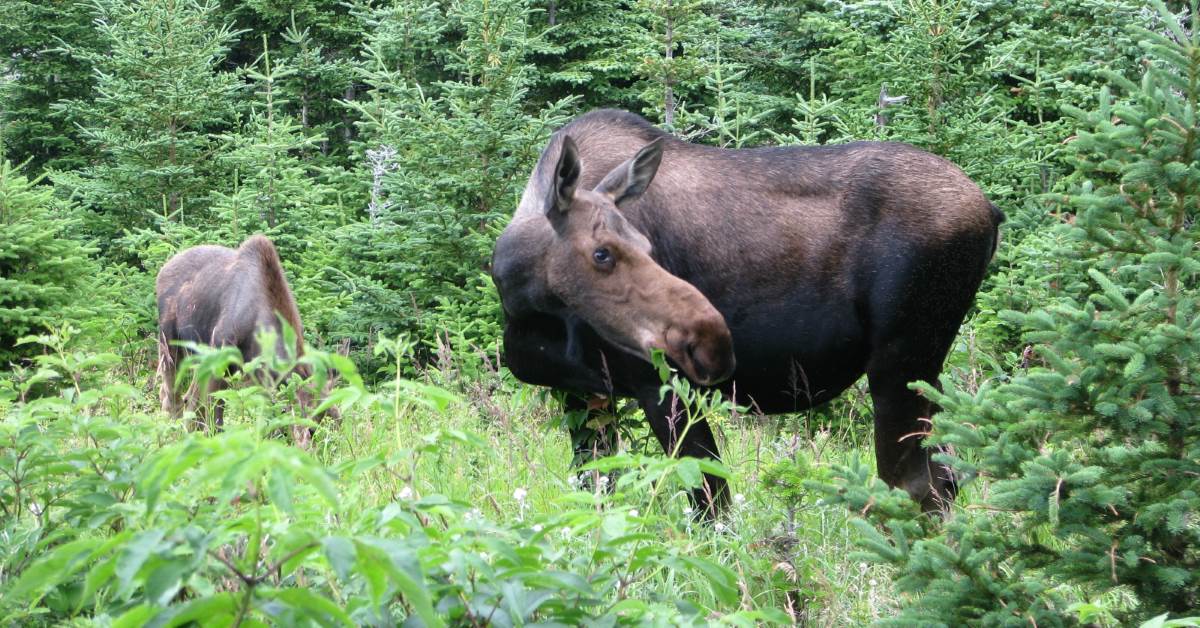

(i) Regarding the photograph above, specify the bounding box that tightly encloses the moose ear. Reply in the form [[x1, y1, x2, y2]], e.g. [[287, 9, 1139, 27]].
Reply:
[[595, 137, 664, 206], [546, 135, 581, 217]]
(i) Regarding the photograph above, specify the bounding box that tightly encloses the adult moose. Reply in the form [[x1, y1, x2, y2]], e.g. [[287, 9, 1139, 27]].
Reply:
[[156, 235, 335, 434], [492, 109, 1003, 514]]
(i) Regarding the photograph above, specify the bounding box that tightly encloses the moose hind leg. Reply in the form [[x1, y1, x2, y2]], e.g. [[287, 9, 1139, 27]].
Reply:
[[867, 362, 956, 513], [158, 341, 182, 418], [865, 285, 976, 512], [863, 232, 992, 513], [639, 390, 729, 517]]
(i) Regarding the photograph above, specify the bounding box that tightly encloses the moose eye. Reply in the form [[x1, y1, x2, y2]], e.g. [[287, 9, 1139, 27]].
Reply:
[[592, 247, 613, 268]]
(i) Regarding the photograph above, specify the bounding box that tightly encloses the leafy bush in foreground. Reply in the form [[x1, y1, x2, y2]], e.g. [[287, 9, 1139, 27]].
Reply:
[[0, 330, 790, 625]]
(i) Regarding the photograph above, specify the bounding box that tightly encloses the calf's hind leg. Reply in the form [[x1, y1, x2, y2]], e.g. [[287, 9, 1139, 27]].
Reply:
[[157, 335, 183, 418]]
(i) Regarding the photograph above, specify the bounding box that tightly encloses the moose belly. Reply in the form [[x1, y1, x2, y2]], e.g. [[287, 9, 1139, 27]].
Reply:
[[719, 300, 868, 413]]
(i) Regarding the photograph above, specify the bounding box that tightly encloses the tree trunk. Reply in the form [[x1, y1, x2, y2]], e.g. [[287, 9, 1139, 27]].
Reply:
[[663, 2, 675, 127]]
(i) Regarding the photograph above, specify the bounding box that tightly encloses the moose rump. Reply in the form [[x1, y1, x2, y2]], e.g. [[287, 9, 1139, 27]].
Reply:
[[156, 235, 321, 429]]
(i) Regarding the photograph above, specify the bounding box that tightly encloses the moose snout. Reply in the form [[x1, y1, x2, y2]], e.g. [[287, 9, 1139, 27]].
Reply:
[[666, 314, 736, 386]]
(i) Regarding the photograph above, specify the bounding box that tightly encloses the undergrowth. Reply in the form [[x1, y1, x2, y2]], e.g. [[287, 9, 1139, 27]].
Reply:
[[1, 327, 899, 626]]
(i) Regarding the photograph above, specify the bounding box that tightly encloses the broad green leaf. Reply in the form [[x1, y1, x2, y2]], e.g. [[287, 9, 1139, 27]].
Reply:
[[116, 529, 167, 590], [262, 587, 354, 627], [152, 592, 239, 628], [355, 541, 442, 628], [113, 604, 157, 628], [322, 537, 356, 581], [696, 459, 732, 480], [676, 458, 702, 488], [145, 560, 191, 606], [268, 467, 296, 515], [3, 538, 104, 605], [675, 556, 739, 606]]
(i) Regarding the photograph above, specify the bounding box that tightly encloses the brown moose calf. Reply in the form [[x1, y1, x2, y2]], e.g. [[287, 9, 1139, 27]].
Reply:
[[155, 235, 335, 435]]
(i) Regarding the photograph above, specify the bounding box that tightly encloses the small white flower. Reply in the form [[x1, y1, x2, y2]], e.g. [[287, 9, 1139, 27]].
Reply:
[[869, 579, 878, 587], [532, 524, 544, 532], [733, 493, 746, 505], [715, 522, 727, 532], [629, 509, 639, 518], [683, 505, 694, 515], [598, 475, 609, 486], [480, 552, 491, 562], [398, 486, 414, 500], [513, 487, 528, 502], [567, 474, 579, 487], [560, 526, 572, 538]]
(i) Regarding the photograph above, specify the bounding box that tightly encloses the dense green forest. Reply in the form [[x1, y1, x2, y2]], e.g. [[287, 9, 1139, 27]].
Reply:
[[1, 0, 1197, 625]]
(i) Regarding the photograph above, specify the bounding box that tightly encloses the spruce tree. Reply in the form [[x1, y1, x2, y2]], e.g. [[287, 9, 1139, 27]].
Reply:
[[528, 0, 644, 111], [332, 0, 572, 360], [218, 0, 363, 158], [0, 162, 98, 364], [531, 0, 778, 142], [0, 1, 100, 173], [51, 0, 242, 253], [821, 2, 1200, 623]]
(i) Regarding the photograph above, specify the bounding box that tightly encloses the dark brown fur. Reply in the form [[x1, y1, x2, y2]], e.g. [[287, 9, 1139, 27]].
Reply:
[[493, 109, 1004, 513], [156, 235, 330, 431]]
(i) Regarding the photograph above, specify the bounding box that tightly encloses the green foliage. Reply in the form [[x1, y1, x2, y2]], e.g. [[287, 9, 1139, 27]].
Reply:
[[531, 0, 644, 110], [818, 3, 1200, 623], [220, 0, 363, 158], [0, 163, 98, 365], [51, 0, 243, 250], [0, 0, 100, 172], [626, 0, 722, 127], [332, 0, 573, 365], [0, 327, 803, 625]]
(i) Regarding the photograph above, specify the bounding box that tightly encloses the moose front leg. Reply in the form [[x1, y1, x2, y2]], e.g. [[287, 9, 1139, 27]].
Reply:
[[638, 388, 729, 518]]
